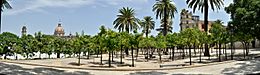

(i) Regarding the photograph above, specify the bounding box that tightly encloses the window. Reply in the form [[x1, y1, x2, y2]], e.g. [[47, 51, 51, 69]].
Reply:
[[186, 26, 189, 28]]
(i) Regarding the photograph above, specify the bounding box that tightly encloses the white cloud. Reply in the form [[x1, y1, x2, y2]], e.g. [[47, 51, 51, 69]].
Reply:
[[4, 0, 148, 15], [224, 0, 233, 7]]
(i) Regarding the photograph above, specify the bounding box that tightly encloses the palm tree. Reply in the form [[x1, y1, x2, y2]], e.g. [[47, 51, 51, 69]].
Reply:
[[156, 18, 173, 34], [1, 0, 12, 33], [186, 0, 224, 56], [140, 16, 155, 37], [113, 7, 139, 33], [153, 0, 177, 36]]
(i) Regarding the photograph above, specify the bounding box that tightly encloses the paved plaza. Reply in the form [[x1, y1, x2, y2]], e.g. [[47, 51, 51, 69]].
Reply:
[[1, 48, 260, 75]]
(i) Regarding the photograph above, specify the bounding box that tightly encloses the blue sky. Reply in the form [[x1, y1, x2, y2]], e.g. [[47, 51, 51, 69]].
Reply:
[[3, 0, 232, 36]]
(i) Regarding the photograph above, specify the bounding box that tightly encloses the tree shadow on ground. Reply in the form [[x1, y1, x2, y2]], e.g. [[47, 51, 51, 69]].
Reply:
[[221, 57, 260, 75], [0, 62, 93, 75], [128, 71, 168, 75], [171, 74, 208, 75]]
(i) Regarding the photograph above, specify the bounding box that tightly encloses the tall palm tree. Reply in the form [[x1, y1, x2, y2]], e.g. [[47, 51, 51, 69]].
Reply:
[[140, 16, 155, 37], [113, 7, 139, 33], [1, 0, 12, 33], [156, 18, 173, 34], [153, 0, 177, 36], [186, 0, 224, 56]]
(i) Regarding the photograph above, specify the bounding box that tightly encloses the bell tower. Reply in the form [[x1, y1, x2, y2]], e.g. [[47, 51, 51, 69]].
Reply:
[[21, 26, 27, 36]]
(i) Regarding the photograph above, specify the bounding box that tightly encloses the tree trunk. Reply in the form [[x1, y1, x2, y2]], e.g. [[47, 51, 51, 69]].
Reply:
[[225, 43, 227, 60], [194, 44, 196, 56], [189, 45, 192, 65], [26, 53, 29, 59], [48, 54, 51, 59], [172, 46, 175, 61], [78, 52, 81, 66], [112, 51, 114, 62], [204, 0, 210, 57], [231, 41, 233, 60], [219, 43, 221, 62], [169, 47, 172, 59], [39, 49, 41, 59], [243, 43, 246, 59], [131, 47, 134, 67], [163, 0, 168, 36], [108, 50, 111, 67], [246, 42, 249, 56], [0, 1, 2, 33], [182, 46, 185, 59], [96, 49, 99, 58], [136, 47, 139, 60], [125, 48, 129, 56], [57, 52, 60, 58], [159, 49, 162, 63], [87, 49, 90, 59], [100, 50, 103, 65], [199, 45, 202, 62], [146, 47, 149, 62], [120, 45, 123, 64]]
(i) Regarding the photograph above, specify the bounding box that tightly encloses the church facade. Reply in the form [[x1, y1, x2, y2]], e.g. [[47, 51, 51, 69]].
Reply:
[[21, 22, 74, 39]]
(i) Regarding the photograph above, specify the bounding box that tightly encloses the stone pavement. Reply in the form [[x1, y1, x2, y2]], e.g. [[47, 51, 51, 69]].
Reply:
[[1, 48, 260, 75]]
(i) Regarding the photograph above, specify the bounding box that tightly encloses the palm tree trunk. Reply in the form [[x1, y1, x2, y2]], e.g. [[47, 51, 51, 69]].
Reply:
[[163, 0, 168, 36], [204, 0, 210, 57], [146, 29, 149, 37], [0, 1, 2, 33]]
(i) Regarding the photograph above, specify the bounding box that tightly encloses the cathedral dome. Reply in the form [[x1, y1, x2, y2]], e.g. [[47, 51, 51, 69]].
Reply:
[[54, 23, 65, 36]]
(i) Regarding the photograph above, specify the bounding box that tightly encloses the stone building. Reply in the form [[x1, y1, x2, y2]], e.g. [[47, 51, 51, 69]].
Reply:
[[21, 22, 74, 39], [180, 9, 213, 32], [53, 22, 75, 39], [21, 26, 27, 35], [54, 23, 65, 36]]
